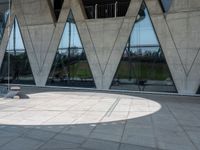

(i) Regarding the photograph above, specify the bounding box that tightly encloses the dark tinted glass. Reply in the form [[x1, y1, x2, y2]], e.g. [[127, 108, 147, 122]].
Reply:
[[160, 0, 172, 13], [111, 2, 177, 93], [54, 0, 64, 20], [47, 11, 95, 88], [0, 1, 9, 44], [0, 18, 35, 85], [82, 0, 130, 19], [197, 87, 200, 94]]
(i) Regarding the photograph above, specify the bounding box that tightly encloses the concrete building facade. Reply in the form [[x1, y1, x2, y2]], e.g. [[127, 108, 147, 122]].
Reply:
[[0, 0, 200, 95]]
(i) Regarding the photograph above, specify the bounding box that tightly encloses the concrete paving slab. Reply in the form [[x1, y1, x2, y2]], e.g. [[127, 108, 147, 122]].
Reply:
[[0, 88, 199, 150]]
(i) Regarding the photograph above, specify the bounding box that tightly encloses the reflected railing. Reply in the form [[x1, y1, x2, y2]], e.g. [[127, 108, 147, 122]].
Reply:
[[84, 2, 130, 19]]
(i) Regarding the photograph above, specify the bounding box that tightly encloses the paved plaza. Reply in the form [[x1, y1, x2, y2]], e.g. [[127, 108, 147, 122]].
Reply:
[[0, 88, 199, 150]]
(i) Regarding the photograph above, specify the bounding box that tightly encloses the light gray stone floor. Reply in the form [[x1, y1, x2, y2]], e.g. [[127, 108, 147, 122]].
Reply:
[[0, 87, 199, 150]]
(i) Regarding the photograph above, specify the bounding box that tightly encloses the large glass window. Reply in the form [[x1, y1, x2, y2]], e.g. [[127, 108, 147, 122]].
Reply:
[[197, 86, 200, 94], [0, 18, 35, 85], [82, 0, 130, 19], [47, 11, 95, 88], [111, 2, 177, 93], [0, 1, 9, 44], [53, 0, 64, 20]]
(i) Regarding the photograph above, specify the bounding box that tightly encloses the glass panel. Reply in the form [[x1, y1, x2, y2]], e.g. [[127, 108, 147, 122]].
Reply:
[[160, 0, 172, 13], [47, 11, 95, 88], [7, 19, 24, 51], [0, 1, 9, 44], [54, 0, 64, 20], [197, 86, 200, 94], [0, 18, 35, 85], [82, 0, 130, 19], [111, 2, 177, 93]]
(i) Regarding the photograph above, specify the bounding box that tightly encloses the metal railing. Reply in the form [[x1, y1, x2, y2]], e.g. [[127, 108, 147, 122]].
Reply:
[[84, 2, 130, 19]]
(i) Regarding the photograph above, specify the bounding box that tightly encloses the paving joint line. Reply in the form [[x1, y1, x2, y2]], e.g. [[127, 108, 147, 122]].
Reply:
[[105, 97, 121, 117], [165, 103, 199, 150]]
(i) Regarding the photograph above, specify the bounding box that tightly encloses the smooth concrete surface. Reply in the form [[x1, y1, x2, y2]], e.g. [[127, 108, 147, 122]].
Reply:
[[0, 87, 199, 150], [0, 0, 200, 95]]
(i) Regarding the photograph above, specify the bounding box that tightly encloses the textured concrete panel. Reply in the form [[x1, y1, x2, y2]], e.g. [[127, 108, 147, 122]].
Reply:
[[188, 50, 200, 93], [76, 21, 103, 89], [145, 0, 163, 15], [38, 0, 102, 88], [166, 11, 200, 74], [18, 0, 54, 26], [126, 0, 143, 17], [65, 0, 104, 88], [145, 0, 186, 94], [0, 11, 13, 70], [2, 0, 56, 86], [103, 0, 143, 89], [145, 0, 200, 94], [0, 16, 15, 73], [103, 17, 137, 89], [39, 21, 70, 87], [86, 18, 124, 72], [28, 24, 55, 69], [170, 0, 200, 12]]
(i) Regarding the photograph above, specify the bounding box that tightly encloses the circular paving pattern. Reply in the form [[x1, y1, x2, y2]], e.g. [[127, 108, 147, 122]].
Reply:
[[0, 92, 161, 125]]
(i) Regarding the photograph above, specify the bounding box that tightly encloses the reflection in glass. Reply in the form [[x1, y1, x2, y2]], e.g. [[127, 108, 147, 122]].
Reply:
[[53, 0, 64, 20], [47, 11, 95, 88], [0, 18, 35, 85], [111, 2, 177, 93], [0, 2, 9, 44], [160, 0, 172, 13], [197, 87, 200, 94], [82, 0, 130, 19]]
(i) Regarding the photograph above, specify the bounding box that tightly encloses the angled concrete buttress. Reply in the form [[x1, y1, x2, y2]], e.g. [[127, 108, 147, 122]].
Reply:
[[102, 0, 143, 89], [145, 0, 200, 94], [42, 0, 103, 89], [0, 0, 56, 86]]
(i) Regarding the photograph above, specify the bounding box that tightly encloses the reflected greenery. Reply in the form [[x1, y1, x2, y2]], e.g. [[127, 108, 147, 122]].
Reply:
[[0, 18, 35, 85], [47, 11, 95, 88], [111, 2, 177, 93]]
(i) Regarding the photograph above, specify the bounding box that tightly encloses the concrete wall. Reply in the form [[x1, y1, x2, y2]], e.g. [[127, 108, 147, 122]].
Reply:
[[0, 0, 200, 95]]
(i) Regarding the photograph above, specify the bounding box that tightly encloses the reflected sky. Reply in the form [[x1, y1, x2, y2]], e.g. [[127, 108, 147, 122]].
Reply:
[[6, 18, 25, 51], [59, 22, 82, 50], [131, 8, 158, 46]]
